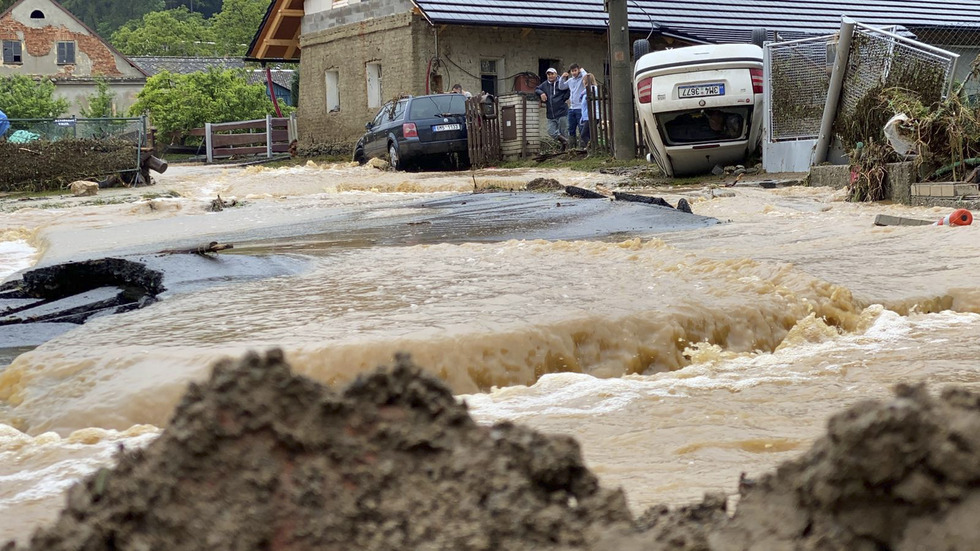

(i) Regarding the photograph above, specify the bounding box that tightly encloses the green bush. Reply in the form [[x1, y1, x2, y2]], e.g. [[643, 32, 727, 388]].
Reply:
[[130, 68, 292, 139], [0, 75, 70, 119]]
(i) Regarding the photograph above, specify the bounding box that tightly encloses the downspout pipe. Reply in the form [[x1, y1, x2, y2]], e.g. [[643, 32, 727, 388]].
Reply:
[[813, 16, 855, 165], [266, 65, 284, 118]]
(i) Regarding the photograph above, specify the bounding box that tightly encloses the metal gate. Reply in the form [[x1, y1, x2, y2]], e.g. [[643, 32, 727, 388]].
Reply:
[[465, 95, 501, 167]]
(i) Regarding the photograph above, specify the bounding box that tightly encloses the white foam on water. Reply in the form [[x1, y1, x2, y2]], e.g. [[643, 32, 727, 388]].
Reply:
[[0, 240, 36, 280], [463, 307, 959, 423]]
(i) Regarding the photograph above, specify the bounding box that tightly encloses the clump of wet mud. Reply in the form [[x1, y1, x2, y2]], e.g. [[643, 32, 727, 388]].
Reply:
[[709, 383, 980, 550], [13, 351, 632, 551], [605, 383, 980, 550]]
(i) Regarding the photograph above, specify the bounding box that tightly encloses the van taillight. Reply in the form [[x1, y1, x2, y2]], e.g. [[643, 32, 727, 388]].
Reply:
[[750, 68, 764, 94], [637, 77, 654, 104], [403, 122, 418, 138]]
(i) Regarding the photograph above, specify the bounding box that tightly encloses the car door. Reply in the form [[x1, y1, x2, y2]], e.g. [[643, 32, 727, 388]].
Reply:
[[364, 104, 391, 158]]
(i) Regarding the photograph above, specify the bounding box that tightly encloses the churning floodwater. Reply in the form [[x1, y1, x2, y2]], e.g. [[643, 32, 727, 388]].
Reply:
[[2, 162, 980, 544]]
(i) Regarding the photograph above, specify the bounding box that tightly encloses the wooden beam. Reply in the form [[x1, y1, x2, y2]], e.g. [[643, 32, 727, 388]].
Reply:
[[264, 39, 296, 46], [280, 9, 303, 17], [520, 27, 532, 38]]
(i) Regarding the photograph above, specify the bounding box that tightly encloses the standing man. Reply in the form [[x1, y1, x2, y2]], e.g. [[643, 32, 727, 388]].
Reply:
[[534, 68, 569, 148], [559, 64, 588, 148]]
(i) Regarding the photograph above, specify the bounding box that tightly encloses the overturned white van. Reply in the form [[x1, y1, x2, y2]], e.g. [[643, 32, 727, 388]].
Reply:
[[634, 43, 765, 177]]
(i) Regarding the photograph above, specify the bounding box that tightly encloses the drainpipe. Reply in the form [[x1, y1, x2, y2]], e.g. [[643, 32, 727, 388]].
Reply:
[[813, 17, 855, 165], [266, 65, 284, 118]]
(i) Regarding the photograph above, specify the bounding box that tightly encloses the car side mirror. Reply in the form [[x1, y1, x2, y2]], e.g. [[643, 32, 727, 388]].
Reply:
[[365, 122, 373, 130]]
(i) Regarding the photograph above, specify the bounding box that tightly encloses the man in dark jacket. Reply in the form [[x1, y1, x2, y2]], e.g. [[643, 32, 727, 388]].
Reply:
[[534, 68, 570, 146]]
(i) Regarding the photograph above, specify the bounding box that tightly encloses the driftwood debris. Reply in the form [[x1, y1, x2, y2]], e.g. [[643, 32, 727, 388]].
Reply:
[[159, 242, 235, 256], [565, 186, 608, 199]]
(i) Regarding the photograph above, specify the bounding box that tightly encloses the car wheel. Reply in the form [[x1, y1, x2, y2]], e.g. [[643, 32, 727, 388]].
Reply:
[[353, 147, 366, 165], [388, 142, 401, 171]]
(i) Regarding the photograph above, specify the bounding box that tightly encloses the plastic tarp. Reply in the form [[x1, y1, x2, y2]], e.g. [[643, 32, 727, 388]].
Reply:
[[8, 130, 40, 143]]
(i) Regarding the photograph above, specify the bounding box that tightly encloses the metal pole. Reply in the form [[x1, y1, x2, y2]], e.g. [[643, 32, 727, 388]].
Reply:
[[813, 17, 855, 165], [606, 0, 636, 160], [266, 114, 273, 158], [205, 122, 213, 164]]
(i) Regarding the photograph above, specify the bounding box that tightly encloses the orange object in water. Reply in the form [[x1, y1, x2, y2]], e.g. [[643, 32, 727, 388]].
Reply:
[[936, 209, 973, 226]]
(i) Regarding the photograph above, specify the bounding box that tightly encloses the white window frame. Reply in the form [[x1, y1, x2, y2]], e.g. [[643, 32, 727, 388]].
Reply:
[[325, 70, 340, 113], [366, 62, 383, 109]]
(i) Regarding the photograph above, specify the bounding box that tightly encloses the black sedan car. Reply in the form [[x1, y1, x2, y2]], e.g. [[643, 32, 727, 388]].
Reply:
[[354, 94, 468, 170]]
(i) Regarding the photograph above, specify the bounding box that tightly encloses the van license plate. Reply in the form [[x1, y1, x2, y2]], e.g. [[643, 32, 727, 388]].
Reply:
[[433, 124, 462, 132], [679, 84, 725, 98]]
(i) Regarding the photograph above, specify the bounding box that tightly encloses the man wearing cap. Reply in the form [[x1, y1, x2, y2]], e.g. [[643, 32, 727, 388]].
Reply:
[[534, 68, 570, 147]]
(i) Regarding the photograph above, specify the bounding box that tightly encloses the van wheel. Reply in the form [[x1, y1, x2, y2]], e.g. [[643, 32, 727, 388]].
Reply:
[[633, 39, 651, 61], [751, 28, 768, 48], [388, 142, 402, 171], [353, 147, 366, 165]]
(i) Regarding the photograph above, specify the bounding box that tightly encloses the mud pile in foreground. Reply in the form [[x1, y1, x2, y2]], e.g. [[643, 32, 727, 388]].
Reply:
[[12, 351, 632, 551], [12, 353, 980, 550]]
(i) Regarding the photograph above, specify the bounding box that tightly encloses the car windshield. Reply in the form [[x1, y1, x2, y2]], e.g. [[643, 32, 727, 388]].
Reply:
[[409, 95, 467, 119]]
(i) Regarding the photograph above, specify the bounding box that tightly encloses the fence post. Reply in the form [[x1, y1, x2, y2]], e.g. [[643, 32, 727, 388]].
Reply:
[[266, 114, 273, 158], [205, 122, 213, 164], [289, 112, 298, 143]]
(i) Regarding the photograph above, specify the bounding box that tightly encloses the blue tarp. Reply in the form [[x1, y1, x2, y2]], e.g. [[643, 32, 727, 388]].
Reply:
[[0, 109, 9, 137]]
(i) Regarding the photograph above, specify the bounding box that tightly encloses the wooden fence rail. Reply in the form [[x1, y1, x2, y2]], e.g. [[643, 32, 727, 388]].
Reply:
[[190, 113, 297, 163], [465, 96, 501, 167]]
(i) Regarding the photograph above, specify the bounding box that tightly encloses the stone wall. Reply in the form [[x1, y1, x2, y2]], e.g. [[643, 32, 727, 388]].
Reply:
[[297, 12, 417, 145]]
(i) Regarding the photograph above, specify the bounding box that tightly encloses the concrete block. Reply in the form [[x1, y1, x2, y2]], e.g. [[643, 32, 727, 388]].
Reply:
[[885, 162, 914, 204], [910, 184, 927, 197], [808, 164, 851, 189], [954, 183, 979, 196], [937, 184, 955, 197]]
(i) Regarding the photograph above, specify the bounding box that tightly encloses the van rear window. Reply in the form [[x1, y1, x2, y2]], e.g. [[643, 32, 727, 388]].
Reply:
[[658, 107, 750, 145], [410, 96, 467, 119]]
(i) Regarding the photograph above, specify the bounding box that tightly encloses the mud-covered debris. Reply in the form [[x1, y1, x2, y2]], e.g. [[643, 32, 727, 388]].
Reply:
[[67, 181, 99, 197], [16, 351, 633, 551], [527, 178, 564, 191], [566, 186, 608, 199], [612, 191, 673, 208], [676, 198, 693, 214]]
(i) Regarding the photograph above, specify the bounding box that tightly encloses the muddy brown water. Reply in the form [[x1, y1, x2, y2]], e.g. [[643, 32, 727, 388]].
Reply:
[[2, 162, 980, 544]]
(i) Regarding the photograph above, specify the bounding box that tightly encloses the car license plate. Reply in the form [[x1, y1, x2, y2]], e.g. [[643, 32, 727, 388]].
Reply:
[[433, 124, 462, 132], [678, 83, 725, 98]]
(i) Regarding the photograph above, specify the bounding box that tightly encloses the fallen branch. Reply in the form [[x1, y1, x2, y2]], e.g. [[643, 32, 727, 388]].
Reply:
[[159, 242, 234, 256], [565, 186, 607, 199]]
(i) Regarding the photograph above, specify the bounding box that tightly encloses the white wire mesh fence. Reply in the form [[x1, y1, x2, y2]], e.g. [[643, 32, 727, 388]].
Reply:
[[765, 36, 834, 142]]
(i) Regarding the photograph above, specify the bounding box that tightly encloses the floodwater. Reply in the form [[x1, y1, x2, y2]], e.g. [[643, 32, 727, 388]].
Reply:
[[2, 162, 980, 544]]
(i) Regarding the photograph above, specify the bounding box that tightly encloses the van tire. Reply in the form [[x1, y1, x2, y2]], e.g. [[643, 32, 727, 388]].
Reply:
[[751, 28, 768, 48], [633, 39, 651, 62]]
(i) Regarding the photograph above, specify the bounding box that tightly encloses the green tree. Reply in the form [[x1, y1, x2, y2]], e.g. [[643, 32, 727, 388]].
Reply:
[[110, 8, 217, 56], [0, 75, 70, 118], [210, 0, 267, 56], [60, 0, 165, 37], [130, 68, 285, 138], [79, 77, 117, 118]]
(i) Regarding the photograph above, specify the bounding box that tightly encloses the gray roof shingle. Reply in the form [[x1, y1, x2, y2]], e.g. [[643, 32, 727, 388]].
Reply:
[[412, 0, 980, 42]]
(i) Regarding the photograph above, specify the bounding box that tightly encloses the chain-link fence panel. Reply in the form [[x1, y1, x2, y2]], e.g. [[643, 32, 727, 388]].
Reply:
[[838, 24, 959, 123], [766, 36, 835, 141]]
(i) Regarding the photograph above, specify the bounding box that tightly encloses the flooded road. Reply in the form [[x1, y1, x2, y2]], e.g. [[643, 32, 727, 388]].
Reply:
[[3, 162, 980, 543]]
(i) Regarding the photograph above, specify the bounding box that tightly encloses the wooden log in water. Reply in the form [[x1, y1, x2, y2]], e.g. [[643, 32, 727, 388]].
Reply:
[[565, 186, 608, 199]]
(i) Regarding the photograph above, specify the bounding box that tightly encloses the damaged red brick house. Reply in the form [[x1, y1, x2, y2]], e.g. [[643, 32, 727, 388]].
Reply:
[[0, 0, 147, 115]]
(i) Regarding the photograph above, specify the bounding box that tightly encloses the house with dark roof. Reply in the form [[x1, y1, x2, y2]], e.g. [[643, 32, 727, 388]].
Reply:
[[247, 0, 980, 145], [130, 56, 297, 107], [0, 0, 147, 116]]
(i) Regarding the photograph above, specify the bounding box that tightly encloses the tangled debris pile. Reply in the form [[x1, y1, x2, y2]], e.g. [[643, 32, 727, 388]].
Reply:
[[0, 139, 138, 193], [11, 353, 980, 551]]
